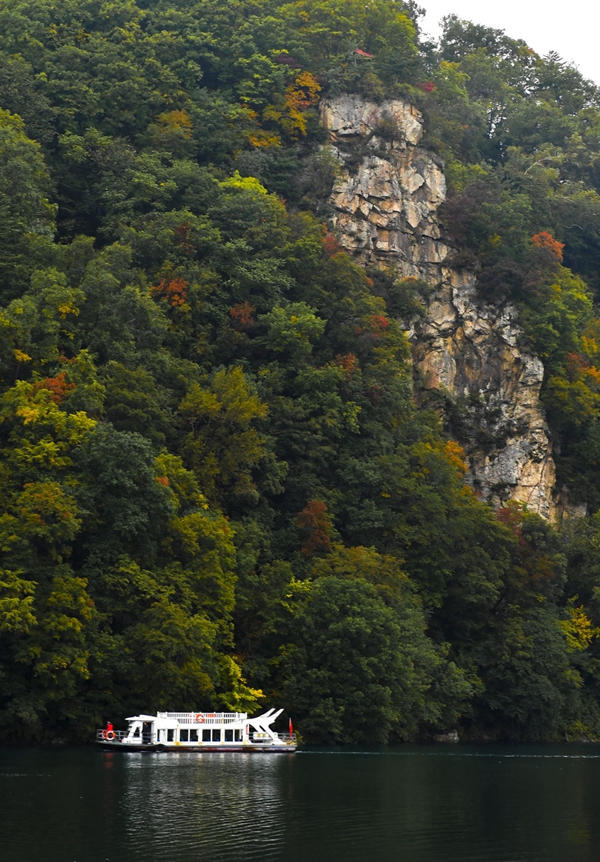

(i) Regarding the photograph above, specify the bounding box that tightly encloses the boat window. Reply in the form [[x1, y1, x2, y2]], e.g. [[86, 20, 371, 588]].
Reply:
[[212, 729, 221, 742], [190, 729, 198, 742], [167, 729, 174, 742], [225, 729, 233, 742], [234, 729, 242, 742], [133, 726, 140, 738], [202, 729, 211, 742], [180, 729, 189, 742], [156, 730, 162, 742]]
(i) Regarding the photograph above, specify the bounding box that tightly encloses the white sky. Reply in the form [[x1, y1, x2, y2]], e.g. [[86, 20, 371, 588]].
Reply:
[[419, 1, 600, 86]]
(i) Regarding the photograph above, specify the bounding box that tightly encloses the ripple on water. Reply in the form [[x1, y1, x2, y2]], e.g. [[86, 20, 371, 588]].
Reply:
[[120, 753, 290, 861], [2, 745, 600, 862]]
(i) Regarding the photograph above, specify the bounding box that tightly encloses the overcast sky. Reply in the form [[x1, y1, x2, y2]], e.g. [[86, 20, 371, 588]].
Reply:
[[420, 1, 600, 86]]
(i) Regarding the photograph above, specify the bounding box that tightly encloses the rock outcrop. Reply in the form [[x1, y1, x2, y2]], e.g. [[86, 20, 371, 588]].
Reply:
[[321, 94, 557, 519]]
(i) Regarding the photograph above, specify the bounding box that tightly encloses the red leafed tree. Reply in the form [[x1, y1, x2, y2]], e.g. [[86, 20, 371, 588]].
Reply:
[[35, 373, 76, 404], [295, 500, 332, 556], [173, 222, 195, 256], [368, 314, 390, 333], [323, 233, 342, 257], [495, 501, 526, 546], [230, 301, 256, 327]]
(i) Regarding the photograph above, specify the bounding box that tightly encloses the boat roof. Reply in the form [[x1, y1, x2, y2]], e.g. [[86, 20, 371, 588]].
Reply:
[[125, 711, 249, 721], [124, 709, 281, 723]]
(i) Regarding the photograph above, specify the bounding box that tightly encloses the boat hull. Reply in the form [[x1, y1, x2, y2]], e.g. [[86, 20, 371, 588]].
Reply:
[[97, 741, 296, 753]]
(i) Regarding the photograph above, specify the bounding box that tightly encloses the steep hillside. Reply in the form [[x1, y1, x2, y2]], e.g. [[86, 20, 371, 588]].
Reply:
[[2, 0, 600, 744]]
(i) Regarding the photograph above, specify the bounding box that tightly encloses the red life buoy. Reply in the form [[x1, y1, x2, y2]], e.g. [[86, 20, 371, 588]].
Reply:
[[100, 730, 107, 739], [105, 730, 116, 741], [195, 713, 204, 723]]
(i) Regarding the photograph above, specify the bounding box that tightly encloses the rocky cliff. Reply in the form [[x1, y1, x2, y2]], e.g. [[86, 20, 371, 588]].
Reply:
[[321, 94, 558, 520]]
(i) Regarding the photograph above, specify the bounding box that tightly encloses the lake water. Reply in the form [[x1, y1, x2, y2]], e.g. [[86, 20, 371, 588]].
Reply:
[[2, 744, 600, 861]]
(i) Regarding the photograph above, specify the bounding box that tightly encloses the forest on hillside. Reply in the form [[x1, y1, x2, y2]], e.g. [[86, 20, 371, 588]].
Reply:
[[3, 0, 600, 744]]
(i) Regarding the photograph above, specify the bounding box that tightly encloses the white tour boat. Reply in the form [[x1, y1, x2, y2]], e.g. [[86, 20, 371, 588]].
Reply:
[[96, 708, 297, 753]]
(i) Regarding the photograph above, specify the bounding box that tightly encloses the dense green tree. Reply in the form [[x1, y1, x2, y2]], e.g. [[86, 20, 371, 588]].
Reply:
[[1, 0, 600, 743], [279, 546, 472, 743], [0, 109, 56, 302]]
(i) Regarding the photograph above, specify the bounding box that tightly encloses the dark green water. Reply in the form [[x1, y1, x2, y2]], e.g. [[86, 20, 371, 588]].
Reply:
[[2, 745, 600, 861]]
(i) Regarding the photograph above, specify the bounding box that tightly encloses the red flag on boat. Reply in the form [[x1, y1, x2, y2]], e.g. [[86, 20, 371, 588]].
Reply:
[[289, 717, 294, 734], [355, 49, 373, 58]]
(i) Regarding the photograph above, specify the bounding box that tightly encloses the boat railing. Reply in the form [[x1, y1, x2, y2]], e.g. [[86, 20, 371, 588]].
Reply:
[[96, 730, 128, 742], [251, 732, 297, 744], [158, 712, 242, 724]]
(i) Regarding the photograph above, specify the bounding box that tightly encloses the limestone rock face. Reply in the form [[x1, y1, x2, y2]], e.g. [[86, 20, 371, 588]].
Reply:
[[321, 94, 558, 519], [322, 94, 449, 279]]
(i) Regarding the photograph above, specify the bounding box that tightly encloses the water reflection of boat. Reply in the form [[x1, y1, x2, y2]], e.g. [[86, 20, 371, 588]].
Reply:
[[96, 708, 297, 753]]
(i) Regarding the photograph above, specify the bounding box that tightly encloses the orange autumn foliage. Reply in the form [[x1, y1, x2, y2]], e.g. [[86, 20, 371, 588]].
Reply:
[[565, 352, 600, 387], [262, 70, 321, 139], [334, 353, 358, 375], [248, 129, 283, 148], [151, 277, 188, 307], [34, 372, 76, 404], [284, 70, 321, 113], [443, 440, 467, 474], [531, 231, 564, 261]]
